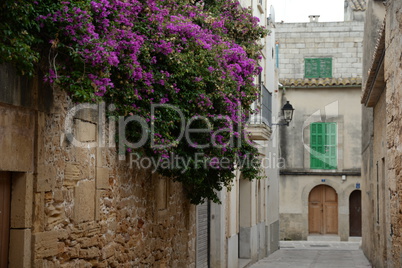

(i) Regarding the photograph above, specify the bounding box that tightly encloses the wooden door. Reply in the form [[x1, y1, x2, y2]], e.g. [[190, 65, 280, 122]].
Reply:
[[309, 185, 338, 234], [349, 190, 362, 236], [0, 172, 11, 268], [308, 186, 323, 233]]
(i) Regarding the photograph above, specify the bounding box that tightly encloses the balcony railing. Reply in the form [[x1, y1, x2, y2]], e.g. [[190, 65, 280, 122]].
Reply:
[[249, 83, 272, 126], [262, 84, 272, 126]]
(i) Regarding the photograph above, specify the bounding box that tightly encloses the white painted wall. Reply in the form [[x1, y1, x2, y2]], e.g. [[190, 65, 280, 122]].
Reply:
[[210, 1, 281, 266]]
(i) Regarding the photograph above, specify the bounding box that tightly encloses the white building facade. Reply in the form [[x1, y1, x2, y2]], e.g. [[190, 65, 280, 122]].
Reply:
[[196, 1, 281, 267]]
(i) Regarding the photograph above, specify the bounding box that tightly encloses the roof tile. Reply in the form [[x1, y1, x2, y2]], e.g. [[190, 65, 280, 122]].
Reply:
[[280, 77, 362, 87], [347, 0, 367, 11]]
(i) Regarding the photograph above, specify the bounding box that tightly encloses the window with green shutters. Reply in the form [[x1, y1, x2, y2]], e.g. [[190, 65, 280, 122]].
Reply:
[[310, 122, 337, 169], [304, 58, 332, 78]]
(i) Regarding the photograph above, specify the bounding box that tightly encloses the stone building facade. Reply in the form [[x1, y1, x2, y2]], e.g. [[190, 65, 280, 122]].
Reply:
[[0, 2, 280, 268], [276, 8, 364, 241], [0, 64, 197, 267], [361, 0, 402, 267]]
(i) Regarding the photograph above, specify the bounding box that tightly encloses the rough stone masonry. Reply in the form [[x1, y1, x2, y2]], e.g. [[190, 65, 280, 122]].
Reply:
[[32, 87, 196, 267], [0, 65, 196, 267]]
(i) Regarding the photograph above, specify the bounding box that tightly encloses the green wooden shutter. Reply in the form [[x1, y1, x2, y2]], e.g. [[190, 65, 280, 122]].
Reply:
[[305, 58, 319, 78], [310, 122, 337, 169], [319, 58, 332, 78], [305, 58, 332, 78], [310, 123, 324, 169]]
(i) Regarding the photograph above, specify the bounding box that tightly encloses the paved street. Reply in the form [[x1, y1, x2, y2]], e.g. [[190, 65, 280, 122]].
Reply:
[[249, 241, 372, 268]]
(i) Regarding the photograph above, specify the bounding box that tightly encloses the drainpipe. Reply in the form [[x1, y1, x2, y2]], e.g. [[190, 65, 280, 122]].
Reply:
[[275, 41, 279, 68]]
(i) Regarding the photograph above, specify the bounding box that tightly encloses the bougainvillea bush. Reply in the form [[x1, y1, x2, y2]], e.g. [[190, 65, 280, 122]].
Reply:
[[0, 0, 268, 203]]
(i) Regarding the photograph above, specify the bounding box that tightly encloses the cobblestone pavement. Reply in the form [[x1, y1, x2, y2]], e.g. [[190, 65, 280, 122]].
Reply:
[[249, 241, 372, 268]]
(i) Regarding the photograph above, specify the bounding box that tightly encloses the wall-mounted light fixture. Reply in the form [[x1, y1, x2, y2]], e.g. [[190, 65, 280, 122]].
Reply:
[[272, 101, 294, 126]]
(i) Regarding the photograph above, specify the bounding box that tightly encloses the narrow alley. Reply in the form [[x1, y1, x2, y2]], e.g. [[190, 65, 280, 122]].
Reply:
[[3, 0, 402, 267], [250, 241, 371, 268]]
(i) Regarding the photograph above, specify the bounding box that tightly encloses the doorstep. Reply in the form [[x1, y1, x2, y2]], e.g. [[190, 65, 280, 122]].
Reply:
[[348, 236, 362, 242], [307, 234, 341, 241]]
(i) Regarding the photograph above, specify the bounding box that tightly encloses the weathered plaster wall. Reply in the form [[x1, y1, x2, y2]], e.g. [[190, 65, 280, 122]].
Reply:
[[276, 19, 363, 241], [280, 87, 362, 172], [360, 103, 375, 264], [280, 175, 361, 241], [265, 16, 281, 257], [0, 104, 35, 172], [362, 87, 388, 267], [278, 86, 362, 241]]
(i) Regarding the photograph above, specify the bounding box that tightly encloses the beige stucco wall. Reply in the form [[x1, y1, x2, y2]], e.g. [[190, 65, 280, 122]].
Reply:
[[279, 86, 362, 241], [280, 87, 362, 171], [277, 23, 364, 247], [362, 86, 388, 268], [280, 175, 361, 241]]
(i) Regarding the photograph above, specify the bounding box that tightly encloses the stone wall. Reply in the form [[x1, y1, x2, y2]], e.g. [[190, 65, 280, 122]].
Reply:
[[361, 0, 402, 266], [0, 65, 196, 267], [32, 88, 196, 267], [385, 0, 402, 266], [276, 21, 364, 79]]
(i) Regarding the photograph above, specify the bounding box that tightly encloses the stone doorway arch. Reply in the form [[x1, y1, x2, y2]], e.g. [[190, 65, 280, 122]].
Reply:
[[349, 190, 362, 236]]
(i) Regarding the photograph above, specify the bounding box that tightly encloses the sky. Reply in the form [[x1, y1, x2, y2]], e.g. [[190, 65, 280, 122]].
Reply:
[[269, 0, 345, 23]]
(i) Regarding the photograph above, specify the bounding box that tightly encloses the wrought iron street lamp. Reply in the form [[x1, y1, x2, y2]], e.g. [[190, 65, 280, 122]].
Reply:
[[273, 101, 294, 126]]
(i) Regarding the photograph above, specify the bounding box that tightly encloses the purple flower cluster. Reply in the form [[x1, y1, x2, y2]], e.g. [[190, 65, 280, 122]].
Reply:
[[41, 0, 264, 98], [40, 0, 266, 184]]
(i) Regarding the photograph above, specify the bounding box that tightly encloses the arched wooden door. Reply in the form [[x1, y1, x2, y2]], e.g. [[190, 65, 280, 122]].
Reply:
[[349, 190, 362, 236], [309, 185, 338, 234]]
